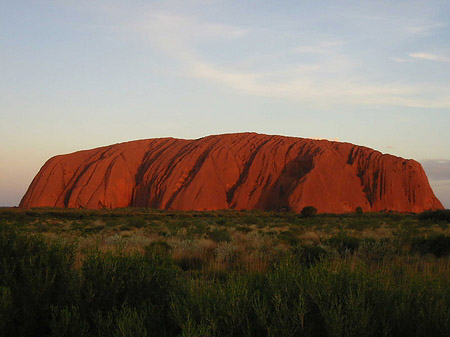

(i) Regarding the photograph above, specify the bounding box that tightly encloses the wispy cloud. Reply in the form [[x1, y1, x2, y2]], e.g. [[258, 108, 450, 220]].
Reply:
[[74, 3, 450, 109], [128, 11, 450, 108], [391, 57, 417, 63], [186, 59, 450, 108], [293, 41, 343, 54], [131, 11, 247, 45], [402, 22, 447, 36], [409, 52, 449, 62], [393, 52, 449, 63]]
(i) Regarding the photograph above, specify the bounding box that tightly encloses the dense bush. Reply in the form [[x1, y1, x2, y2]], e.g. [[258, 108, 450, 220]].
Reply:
[[411, 234, 450, 257], [208, 228, 232, 243], [291, 244, 329, 267], [278, 230, 300, 246], [80, 249, 181, 336], [301, 206, 317, 218], [172, 261, 450, 337], [326, 234, 361, 255], [418, 209, 450, 223], [358, 238, 398, 262], [0, 225, 78, 337], [127, 216, 147, 228]]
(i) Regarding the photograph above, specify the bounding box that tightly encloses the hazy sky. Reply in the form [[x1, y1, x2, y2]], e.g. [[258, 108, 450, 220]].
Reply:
[[1, 0, 449, 208]]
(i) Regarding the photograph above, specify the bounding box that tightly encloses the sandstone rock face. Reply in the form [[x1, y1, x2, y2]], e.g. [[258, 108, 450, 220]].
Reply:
[[20, 133, 443, 213]]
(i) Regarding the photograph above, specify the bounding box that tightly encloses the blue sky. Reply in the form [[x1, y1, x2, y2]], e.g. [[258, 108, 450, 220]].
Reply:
[[1, 0, 449, 207]]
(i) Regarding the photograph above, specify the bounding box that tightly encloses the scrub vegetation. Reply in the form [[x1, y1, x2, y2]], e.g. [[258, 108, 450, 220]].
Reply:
[[1, 208, 450, 337]]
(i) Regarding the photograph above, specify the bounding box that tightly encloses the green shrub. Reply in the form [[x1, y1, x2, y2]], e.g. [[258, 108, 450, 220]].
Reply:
[[175, 256, 205, 271], [71, 220, 91, 230], [127, 216, 147, 228], [291, 244, 328, 267], [80, 250, 180, 336], [158, 230, 168, 237], [145, 240, 172, 256], [93, 306, 148, 337], [49, 305, 89, 337], [187, 222, 208, 236], [0, 225, 78, 337], [82, 224, 105, 234], [278, 230, 300, 246], [252, 261, 310, 336], [241, 215, 261, 225], [235, 225, 252, 233], [0, 286, 12, 336], [171, 276, 255, 337], [388, 274, 450, 337], [105, 220, 120, 228], [301, 206, 317, 218], [346, 221, 366, 232], [305, 265, 389, 337], [119, 224, 132, 231], [215, 218, 228, 226], [358, 238, 398, 263], [411, 235, 450, 257], [208, 228, 232, 243], [326, 234, 361, 255], [418, 209, 450, 222]]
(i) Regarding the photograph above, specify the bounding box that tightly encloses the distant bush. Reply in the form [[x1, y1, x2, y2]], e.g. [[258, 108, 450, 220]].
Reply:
[[208, 228, 232, 243], [418, 209, 450, 222], [326, 234, 361, 255], [186, 222, 208, 236], [145, 240, 172, 256], [82, 224, 105, 234], [356, 206, 363, 214], [291, 244, 328, 267], [175, 256, 205, 271], [301, 206, 317, 218], [215, 218, 228, 226], [411, 234, 450, 257], [119, 224, 132, 231], [278, 230, 300, 246], [235, 225, 252, 233], [358, 238, 398, 262], [241, 215, 261, 225], [127, 216, 146, 228]]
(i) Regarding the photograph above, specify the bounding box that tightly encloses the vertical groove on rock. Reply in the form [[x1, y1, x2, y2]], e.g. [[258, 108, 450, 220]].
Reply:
[[226, 138, 272, 207], [165, 145, 214, 210]]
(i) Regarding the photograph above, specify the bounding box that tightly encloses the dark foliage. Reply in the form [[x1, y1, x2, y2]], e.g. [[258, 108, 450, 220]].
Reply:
[[418, 209, 450, 223], [208, 228, 232, 243], [0, 225, 78, 337], [411, 234, 450, 257], [326, 234, 361, 255], [301, 206, 317, 218], [291, 244, 329, 267]]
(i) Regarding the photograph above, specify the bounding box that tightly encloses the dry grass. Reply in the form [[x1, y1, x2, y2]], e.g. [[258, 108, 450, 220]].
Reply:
[[2, 208, 450, 274]]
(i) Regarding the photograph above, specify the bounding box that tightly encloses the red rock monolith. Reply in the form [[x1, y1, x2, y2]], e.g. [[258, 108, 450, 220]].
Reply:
[[20, 133, 444, 213]]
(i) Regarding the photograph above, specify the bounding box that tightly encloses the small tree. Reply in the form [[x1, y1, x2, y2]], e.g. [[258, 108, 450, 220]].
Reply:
[[355, 206, 363, 215], [301, 206, 317, 218]]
